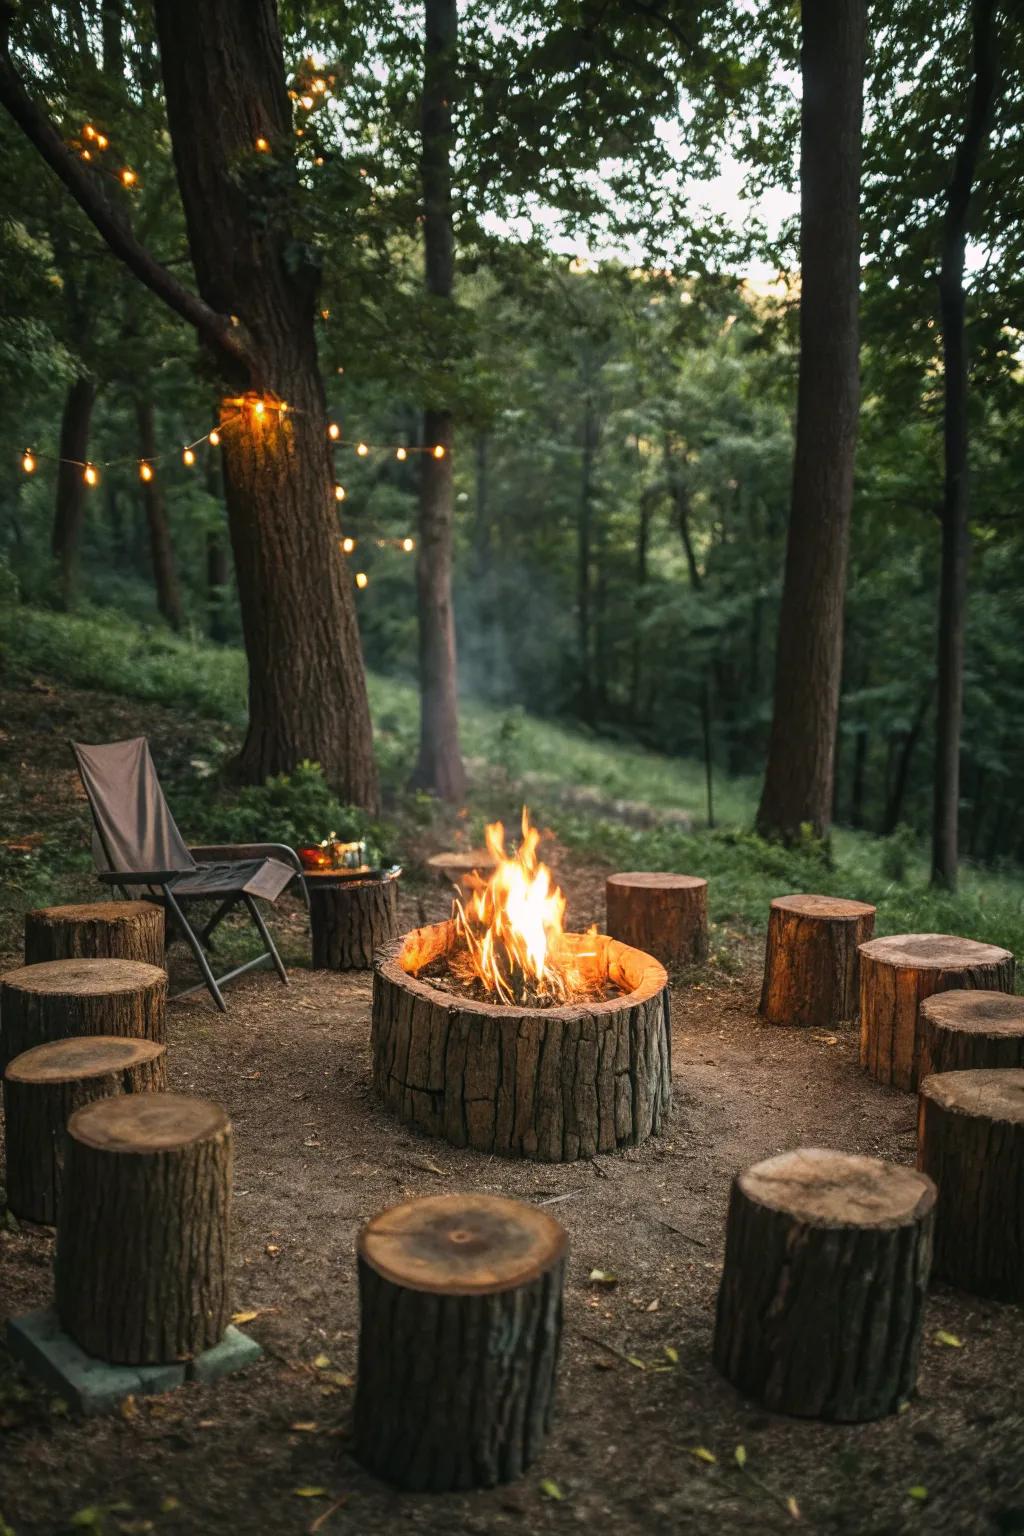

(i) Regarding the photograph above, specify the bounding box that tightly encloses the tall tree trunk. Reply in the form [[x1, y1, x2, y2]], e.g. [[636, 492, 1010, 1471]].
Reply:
[[51, 375, 96, 609], [883, 691, 931, 834], [630, 485, 653, 722], [931, 0, 999, 890], [205, 453, 231, 642], [151, 0, 378, 807], [411, 0, 465, 801], [577, 380, 597, 724], [755, 0, 866, 843], [135, 399, 183, 630], [101, 0, 123, 76]]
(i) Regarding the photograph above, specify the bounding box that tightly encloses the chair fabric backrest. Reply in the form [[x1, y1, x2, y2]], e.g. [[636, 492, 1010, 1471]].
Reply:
[[71, 737, 196, 875]]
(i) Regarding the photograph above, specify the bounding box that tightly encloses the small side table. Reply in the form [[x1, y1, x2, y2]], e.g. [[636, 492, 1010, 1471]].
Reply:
[[305, 867, 402, 971]]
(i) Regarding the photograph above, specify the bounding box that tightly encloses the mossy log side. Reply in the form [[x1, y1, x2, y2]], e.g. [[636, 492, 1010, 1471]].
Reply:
[[55, 1093, 232, 1364], [308, 874, 400, 970], [353, 1193, 566, 1490], [0, 959, 167, 1076], [917, 1069, 1024, 1302], [371, 923, 671, 1162], [24, 901, 164, 968], [605, 871, 708, 967], [713, 1148, 936, 1421], [3, 1035, 167, 1225], [859, 934, 1015, 1091], [918, 990, 1024, 1078], [759, 894, 876, 1028]]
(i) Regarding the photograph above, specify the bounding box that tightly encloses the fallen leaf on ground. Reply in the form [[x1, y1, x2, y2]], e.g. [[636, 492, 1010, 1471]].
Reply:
[[232, 1310, 260, 1325], [664, 1346, 679, 1364], [588, 1268, 618, 1287], [645, 1298, 659, 1312], [312, 1353, 332, 1369], [908, 1486, 928, 1501], [293, 1487, 329, 1498], [291, 1421, 319, 1432], [934, 1330, 963, 1348], [691, 1447, 716, 1464], [786, 1496, 801, 1520], [734, 1445, 746, 1467], [539, 1479, 564, 1500]]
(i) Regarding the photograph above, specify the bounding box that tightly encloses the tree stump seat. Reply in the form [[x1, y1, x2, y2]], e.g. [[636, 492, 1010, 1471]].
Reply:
[[56, 1093, 232, 1364], [859, 934, 1015, 1091], [918, 990, 1024, 1078], [713, 1148, 936, 1421], [3, 1035, 167, 1224], [0, 958, 167, 1076], [759, 893, 876, 1027], [425, 850, 496, 889], [24, 901, 164, 968], [605, 871, 708, 966], [918, 1069, 1024, 1302], [307, 870, 400, 970], [354, 1193, 566, 1490]]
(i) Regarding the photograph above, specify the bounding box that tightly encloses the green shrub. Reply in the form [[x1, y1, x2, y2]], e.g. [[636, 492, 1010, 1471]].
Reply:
[[177, 762, 384, 856], [880, 824, 918, 883]]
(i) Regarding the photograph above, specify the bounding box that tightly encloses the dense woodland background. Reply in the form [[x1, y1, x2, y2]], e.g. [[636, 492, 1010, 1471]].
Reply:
[[0, 0, 1022, 874]]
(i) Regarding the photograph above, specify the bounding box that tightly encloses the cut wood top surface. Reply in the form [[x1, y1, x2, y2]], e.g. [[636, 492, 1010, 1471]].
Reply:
[[426, 850, 496, 873], [858, 933, 1013, 969], [6, 1035, 165, 1084], [359, 1193, 567, 1295], [769, 893, 876, 919], [27, 902, 161, 924], [920, 1068, 1024, 1122], [920, 990, 1024, 1034], [607, 872, 707, 891], [1, 958, 166, 995], [68, 1092, 229, 1152], [740, 1148, 936, 1227]]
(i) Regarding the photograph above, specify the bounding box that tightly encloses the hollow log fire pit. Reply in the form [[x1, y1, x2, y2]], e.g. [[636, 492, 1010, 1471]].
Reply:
[[371, 811, 671, 1162]]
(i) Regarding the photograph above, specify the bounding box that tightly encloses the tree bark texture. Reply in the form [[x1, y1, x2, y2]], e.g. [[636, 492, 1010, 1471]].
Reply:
[[605, 872, 708, 967], [0, 958, 166, 1076], [136, 398, 183, 629], [932, 0, 1000, 891], [3, 1035, 167, 1224], [55, 1093, 232, 1363], [759, 894, 876, 1028], [713, 1148, 935, 1421], [308, 873, 399, 970], [24, 901, 164, 968], [410, 0, 465, 802], [918, 990, 1024, 1078], [151, 0, 378, 807], [353, 1193, 566, 1489], [918, 1068, 1024, 1301], [371, 924, 671, 1162], [51, 375, 96, 608], [755, 0, 865, 842], [859, 934, 1014, 1091]]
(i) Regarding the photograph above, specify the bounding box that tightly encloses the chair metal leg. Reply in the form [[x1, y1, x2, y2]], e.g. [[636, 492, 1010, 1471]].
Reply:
[[243, 894, 288, 986], [164, 886, 227, 1012]]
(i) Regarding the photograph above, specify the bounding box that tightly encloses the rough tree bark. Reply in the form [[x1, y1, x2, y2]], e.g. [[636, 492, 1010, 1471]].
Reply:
[[308, 873, 399, 970], [918, 989, 1024, 1078], [51, 375, 96, 608], [932, 0, 1000, 891], [136, 399, 183, 630], [755, 0, 866, 843], [411, 0, 465, 802], [0, 958, 167, 1075], [24, 900, 164, 967], [759, 893, 875, 1028], [605, 872, 708, 967]]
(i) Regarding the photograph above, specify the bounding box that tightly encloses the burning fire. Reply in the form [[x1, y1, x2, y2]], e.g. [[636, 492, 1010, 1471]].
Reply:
[[452, 809, 595, 1005]]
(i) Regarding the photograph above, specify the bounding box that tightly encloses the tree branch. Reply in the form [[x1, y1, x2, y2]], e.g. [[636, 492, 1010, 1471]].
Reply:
[[0, 19, 252, 375]]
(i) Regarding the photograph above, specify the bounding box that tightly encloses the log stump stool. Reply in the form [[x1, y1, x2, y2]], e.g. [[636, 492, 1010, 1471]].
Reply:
[[354, 1193, 566, 1490], [605, 872, 708, 966], [426, 850, 496, 890], [56, 1093, 232, 1364], [3, 1035, 167, 1224], [25, 901, 164, 968], [918, 1069, 1024, 1302], [0, 959, 166, 1077], [307, 869, 400, 970], [859, 934, 1015, 1092], [759, 894, 876, 1028], [918, 990, 1024, 1079], [713, 1148, 936, 1421]]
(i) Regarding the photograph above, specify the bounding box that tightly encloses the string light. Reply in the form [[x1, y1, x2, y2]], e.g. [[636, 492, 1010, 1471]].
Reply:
[[327, 422, 340, 441], [355, 571, 368, 589], [253, 400, 265, 418], [81, 148, 92, 161], [182, 446, 195, 467], [356, 442, 369, 457], [21, 450, 36, 474], [83, 124, 97, 141], [402, 537, 415, 552], [139, 461, 154, 483], [300, 94, 314, 110], [83, 463, 99, 487], [255, 136, 270, 153], [95, 133, 108, 150], [209, 428, 221, 447], [342, 536, 356, 553], [120, 168, 137, 187], [396, 446, 408, 461], [433, 444, 446, 459], [335, 484, 346, 502]]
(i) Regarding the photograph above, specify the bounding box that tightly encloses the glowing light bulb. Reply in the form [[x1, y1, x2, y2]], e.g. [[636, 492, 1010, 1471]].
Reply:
[[402, 537, 415, 552], [81, 149, 92, 161], [183, 446, 195, 467], [327, 422, 340, 441], [335, 484, 346, 502], [120, 167, 137, 187], [342, 536, 355, 553], [83, 463, 99, 487], [21, 450, 36, 474], [312, 77, 327, 94], [314, 156, 324, 167], [432, 443, 445, 459], [253, 399, 266, 417], [96, 134, 108, 150], [320, 308, 330, 320], [356, 442, 369, 457], [255, 136, 270, 152], [300, 94, 314, 109], [139, 461, 154, 483], [208, 428, 221, 447], [83, 124, 97, 140], [355, 571, 368, 589], [396, 446, 408, 461]]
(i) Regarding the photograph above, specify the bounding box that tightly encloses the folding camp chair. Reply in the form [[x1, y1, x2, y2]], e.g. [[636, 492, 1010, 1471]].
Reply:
[[72, 736, 307, 1012]]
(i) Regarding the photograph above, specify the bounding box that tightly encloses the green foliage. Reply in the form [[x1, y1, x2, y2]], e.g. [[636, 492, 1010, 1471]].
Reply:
[[178, 762, 381, 855]]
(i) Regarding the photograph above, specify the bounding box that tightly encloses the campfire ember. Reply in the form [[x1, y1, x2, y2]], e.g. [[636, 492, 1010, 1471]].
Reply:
[[423, 809, 615, 1007]]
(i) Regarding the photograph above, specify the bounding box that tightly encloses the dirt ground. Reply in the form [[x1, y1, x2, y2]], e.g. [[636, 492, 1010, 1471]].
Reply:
[[1, 680, 1023, 1536]]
